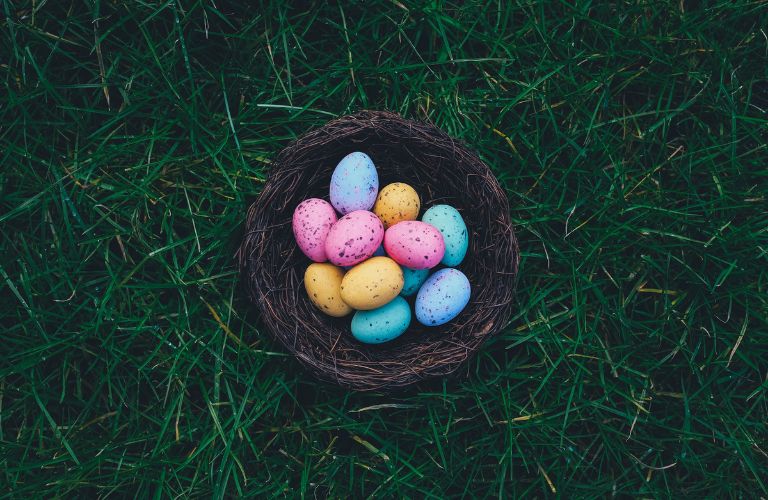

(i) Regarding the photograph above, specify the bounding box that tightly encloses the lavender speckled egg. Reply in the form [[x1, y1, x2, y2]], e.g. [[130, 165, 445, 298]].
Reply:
[[383, 221, 445, 270], [415, 268, 471, 326], [325, 210, 384, 267], [292, 198, 338, 262], [329, 152, 379, 215], [422, 204, 469, 266]]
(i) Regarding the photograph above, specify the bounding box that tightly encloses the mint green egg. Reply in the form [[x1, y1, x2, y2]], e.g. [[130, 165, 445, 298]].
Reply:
[[422, 205, 468, 267], [351, 296, 411, 344], [400, 267, 430, 297]]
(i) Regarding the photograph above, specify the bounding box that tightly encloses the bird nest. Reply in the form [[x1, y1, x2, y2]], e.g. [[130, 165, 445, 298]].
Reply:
[[238, 110, 519, 391]]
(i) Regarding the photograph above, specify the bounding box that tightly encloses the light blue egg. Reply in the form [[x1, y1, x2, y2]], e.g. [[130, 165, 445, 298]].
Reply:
[[422, 205, 468, 266], [400, 267, 430, 297], [415, 268, 471, 326], [329, 152, 379, 215], [351, 296, 411, 344]]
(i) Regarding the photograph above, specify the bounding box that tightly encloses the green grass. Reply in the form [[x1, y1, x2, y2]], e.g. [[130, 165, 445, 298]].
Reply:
[[2, 0, 767, 497]]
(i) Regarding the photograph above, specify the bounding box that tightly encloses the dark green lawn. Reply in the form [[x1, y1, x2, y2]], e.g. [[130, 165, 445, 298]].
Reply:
[[2, 1, 767, 497]]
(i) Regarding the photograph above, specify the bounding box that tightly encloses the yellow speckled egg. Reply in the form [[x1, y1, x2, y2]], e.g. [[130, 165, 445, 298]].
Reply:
[[373, 182, 421, 229], [340, 256, 404, 310], [304, 263, 353, 317]]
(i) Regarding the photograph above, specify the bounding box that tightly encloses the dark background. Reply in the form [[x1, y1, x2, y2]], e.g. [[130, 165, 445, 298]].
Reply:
[[2, 1, 767, 497]]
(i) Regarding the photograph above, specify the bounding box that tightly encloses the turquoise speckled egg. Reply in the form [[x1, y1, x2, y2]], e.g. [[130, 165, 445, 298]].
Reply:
[[400, 267, 430, 297], [422, 205, 468, 267], [415, 268, 471, 326], [351, 296, 411, 344], [329, 152, 379, 215]]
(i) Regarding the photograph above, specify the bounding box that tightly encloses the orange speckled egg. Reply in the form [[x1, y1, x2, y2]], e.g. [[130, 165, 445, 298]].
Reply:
[[373, 182, 421, 229]]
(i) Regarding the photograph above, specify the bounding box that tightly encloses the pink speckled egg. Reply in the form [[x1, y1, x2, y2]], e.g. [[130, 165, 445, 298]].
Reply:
[[384, 221, 445, 270], [292, 198, 338, 262], [325, 210, 384, 267]]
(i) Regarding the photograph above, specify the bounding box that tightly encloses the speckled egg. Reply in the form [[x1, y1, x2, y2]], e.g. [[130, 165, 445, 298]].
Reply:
[[329, 152, 379, 214], [422, 204, 469, 266], [383, 221, 445, 270], [373, 182, 420, 229], [325, 210, 384, 267], [400, 267, 430, 297], [292, 198, 338, 262], [343, 244, 384, 271], [342, 243, 386, 271], [351, 296, 411, 344], [340, 256, 404, 310], [304, 263, 353, 317], [415, 268, 471, 326]]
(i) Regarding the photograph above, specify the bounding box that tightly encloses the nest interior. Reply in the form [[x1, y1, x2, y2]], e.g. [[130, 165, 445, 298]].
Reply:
[[239, 110, 518, 391]]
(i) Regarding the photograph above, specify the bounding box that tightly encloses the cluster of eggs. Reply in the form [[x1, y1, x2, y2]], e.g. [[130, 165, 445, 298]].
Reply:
[[292, 152, 471, 344]]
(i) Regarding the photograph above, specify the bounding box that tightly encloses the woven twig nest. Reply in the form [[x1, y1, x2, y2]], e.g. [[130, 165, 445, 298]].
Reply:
[[239, 110, 519, 391]]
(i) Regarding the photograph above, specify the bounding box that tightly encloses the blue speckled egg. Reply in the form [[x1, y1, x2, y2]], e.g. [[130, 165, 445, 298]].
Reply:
[[330, 152, 379, 215], [422, 205, 468, 267], [351, 296, 411, 344], [400, 267, 430, 297], [415, 268, 471, 326]]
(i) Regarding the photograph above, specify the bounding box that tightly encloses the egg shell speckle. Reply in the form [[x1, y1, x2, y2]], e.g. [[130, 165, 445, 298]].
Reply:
[[292, 198, 338, 262], [351, 296, 411, 344], [304, 263, 353, 317], [400, 267, 430, 297], [340, 256, 404, 310], [383, 220, 445, 270], [329, 152, 379, 214], [342, 243, 386, 271], [422, 204, 469, 267], [373, 182, 420, 229], [415, 268, 471, 326], [325, 210, 384, 267]]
